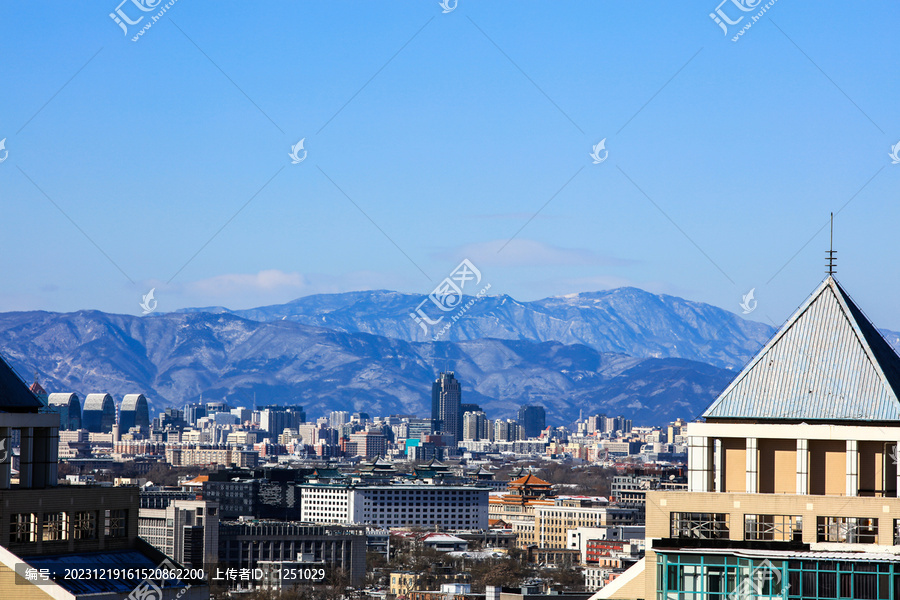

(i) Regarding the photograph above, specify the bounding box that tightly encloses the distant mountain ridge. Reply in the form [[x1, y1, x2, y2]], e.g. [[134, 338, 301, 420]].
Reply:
[[4, 286, 898, 426], [0, 309, 731, 425], [179, 288, 777, 370]]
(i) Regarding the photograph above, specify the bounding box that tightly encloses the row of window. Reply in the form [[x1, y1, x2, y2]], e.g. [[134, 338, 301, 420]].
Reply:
[[9, 510, 126, 543], [670, 512, 889, 544]]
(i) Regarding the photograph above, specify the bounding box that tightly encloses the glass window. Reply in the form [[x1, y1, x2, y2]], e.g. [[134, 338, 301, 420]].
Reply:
[[104, 509, 127, 538], [42, 512, 68, 541], [9, 513, 35, 543]]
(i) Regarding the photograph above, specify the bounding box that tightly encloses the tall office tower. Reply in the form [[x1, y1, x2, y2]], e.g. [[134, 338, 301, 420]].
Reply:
[[47, 393, 82, 430], [119, 393, 150, 431], [462, 411, 488, 441], [259, 405, 306, 439], [517, 404, 546, 438], [184, 402, 206, 426], [431, 371, 462, 441], [329, 410, 350, 430], [82, 393, 117, 433], [587, 414, 606, 433]]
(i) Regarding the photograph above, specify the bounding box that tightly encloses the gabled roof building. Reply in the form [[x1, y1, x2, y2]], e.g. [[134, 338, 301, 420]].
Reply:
[[599, 277, 900, 600]]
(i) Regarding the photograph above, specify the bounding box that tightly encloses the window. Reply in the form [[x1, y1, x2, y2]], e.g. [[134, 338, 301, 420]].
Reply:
[[817, 517, 878, 544], [105, 509, 127, 539], [10, 513, 35, 543], [670, 512, 730, 539], [745, 514, 803, 542], [42, 512, 68, 541]]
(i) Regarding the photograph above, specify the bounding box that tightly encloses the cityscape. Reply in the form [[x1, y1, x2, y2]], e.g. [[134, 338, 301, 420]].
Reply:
[[3, 2, 900, 600]]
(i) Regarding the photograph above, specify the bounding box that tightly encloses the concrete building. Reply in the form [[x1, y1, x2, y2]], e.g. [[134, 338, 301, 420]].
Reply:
[[534, 503, 637, 550], [346, 430, 386, 459], [164, 446, 258, 468], [603, 277, 900, 600], [299, 483, 490, 529], [462, 410, 488, 441], [139, 498, 219, 568], [217, 521, 365, 586]]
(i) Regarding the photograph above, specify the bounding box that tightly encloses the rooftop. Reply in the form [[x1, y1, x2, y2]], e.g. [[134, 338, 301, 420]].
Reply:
[[703, 276, 900, 422]]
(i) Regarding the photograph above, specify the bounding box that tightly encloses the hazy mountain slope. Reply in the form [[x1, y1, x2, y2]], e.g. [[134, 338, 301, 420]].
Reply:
[[180, 288, 775, 370], [0, 310, 732, 425]]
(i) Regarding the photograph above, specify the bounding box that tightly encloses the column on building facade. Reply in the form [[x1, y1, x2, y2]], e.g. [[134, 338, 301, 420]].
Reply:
[[687, 436, 713, 492], [745, 438, 758, 494], [0, 426, 10, 489], [796, 439, 809, 495], [896, 442, 900, 497], [714, 438, 723, 493], [846, 440, 858, 497], [18, 427, 33, 488]]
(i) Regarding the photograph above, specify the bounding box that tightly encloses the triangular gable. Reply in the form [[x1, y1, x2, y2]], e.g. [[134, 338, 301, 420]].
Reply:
[[703, 277, 900, 421]]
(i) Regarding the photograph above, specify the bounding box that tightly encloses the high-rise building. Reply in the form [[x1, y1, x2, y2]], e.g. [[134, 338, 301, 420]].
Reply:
[[82, 393, 116, 433], [494, 419, 521, 442], [329, 410, 350, 429], [517, 404, 546, 438], [259, 405, 305, 439], [47, 392, 82, 430], [431, 371, 462, 441], [184, 402, 206, 426], [119, 393, 150, 431], [462, 411, 488, 441]]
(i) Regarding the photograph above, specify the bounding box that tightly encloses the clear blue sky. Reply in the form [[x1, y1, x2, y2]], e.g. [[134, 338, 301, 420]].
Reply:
[[1, 1, 898, 331]]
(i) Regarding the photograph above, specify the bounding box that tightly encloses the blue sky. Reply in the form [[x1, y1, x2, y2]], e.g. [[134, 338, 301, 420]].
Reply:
[[1, 0, 899, 331]]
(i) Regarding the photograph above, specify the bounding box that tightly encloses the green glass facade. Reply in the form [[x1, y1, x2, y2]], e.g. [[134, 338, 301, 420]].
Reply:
[[657, 552, 900, 599]]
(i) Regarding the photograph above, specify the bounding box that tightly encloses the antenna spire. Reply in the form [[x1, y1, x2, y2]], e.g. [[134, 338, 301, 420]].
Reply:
[[826, 212, 837, 276]]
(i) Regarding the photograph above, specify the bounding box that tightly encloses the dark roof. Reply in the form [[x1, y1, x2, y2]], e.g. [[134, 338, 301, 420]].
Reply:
[[0, 353, 43, 412], [24, 550, 191, 596]]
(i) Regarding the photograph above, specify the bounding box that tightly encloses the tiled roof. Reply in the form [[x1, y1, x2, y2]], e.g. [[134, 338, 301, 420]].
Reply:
[[509, 473, 551, 487], [703, 277, 900, 421]]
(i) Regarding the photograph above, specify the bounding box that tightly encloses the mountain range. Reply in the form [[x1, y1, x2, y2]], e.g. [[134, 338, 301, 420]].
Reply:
[[3, 288, 896, 425]]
